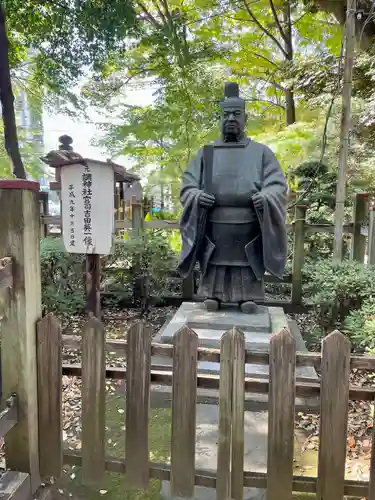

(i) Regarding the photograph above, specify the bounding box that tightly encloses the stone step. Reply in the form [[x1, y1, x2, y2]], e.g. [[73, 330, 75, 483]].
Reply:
[[159, 303, 275, 343], [151, 355, 317, 381]]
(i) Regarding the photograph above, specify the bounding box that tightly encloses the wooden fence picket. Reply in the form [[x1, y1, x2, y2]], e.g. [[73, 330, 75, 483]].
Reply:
[[125, 321, 151, 489], [231, 328, 245, 500], [82, 317, 106, 485], [170, 326, 198, 497], [267, 328, 296, 500], [368, 405, 375, 499], [216, 329, 234, 500], [316, 330, 350, 500], [37, 314, 62, 479]]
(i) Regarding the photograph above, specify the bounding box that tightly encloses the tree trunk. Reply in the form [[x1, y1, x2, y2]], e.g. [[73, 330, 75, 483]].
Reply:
[[285, 88, 296, 126], [0, 5, 26, 179], [283, 0, 296, 126]]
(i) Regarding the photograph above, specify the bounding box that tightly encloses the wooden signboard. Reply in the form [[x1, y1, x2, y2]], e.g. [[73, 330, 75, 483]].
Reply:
[[60, 161, 114, 255]]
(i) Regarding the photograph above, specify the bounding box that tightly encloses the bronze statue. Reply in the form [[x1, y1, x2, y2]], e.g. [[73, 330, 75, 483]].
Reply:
[[178, 82, 288, 313]]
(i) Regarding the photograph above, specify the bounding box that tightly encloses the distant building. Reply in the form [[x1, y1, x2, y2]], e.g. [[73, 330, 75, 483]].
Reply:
[[14, 81, 47, 183]]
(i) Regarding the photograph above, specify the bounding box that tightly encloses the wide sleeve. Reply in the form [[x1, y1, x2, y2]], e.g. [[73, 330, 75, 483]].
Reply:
[[178, 151, 203, 278], [253, 146, 288, 278]]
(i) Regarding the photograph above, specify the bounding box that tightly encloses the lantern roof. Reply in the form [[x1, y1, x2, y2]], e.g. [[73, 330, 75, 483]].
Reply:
[[41, 152, 140, 183]]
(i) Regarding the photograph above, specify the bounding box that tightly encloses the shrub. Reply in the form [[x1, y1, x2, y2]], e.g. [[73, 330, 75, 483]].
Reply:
[[103, 230, 179, 302], [40, 238, 85, 317], [343, 300, 375, 351], [302, 259, 375, 334], [41, 231, 179, 315]]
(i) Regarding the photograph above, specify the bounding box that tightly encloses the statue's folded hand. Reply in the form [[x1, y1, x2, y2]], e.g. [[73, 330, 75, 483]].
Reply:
[[198, 191, 215, 208], [252, 192, 263, 211]]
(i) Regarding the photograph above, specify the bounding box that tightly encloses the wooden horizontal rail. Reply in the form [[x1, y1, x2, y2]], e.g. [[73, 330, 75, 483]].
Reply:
[[61, 363, 375, 400], [0, 471, 31, 500], [63, 452, 368, 497], [103, 267, 293, 284], [61, 336, 375, 370], [305, 223, 354, 234], [41, 215, 356, 235], [99, 293, 308, 313]]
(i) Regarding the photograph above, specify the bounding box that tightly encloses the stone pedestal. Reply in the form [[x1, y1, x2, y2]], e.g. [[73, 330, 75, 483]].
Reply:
[[155, 302, 316, 380], [153, 302, 318, 500]]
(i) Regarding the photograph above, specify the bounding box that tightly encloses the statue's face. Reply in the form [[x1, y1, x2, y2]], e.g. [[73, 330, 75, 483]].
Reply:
[[221, 106, 246, 141]]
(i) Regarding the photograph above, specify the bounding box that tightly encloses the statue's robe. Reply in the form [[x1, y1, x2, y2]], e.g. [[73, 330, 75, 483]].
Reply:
[[178, 138, 288, 303]]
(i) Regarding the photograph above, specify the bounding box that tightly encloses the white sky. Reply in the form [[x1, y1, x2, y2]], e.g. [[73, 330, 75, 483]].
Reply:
[[43, 86, 157, 167]]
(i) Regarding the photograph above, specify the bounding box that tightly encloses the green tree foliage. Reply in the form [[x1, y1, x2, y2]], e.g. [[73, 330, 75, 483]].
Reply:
[[1, 0, 139, 178], [5, 0, 138, 99], [83, 0, 346, 191], [4, 0, 375, 199]]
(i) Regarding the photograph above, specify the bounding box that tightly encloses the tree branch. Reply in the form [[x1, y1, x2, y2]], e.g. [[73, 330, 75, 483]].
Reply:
[[136, 1, 162, 29], [151, 0, 167, 23], [254, 52, 279, 67], [0, 6, 26, 179], [247, 97, 285, 109], [268, 0, 289, 45], [241, 0, 288, 57], [292, 10, 309, 25]]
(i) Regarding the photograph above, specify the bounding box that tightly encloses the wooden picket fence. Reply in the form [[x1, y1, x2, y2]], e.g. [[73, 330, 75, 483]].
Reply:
[[36, 313, 375, 500]]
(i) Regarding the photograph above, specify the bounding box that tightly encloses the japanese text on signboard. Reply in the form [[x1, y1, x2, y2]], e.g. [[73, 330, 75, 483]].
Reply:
[[82, 164, 93, 250], [69, 184, 76, 247]]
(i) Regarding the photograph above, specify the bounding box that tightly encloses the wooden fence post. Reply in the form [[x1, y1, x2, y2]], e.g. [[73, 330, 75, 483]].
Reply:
[[37, 314, 62, 479], [369, 400, 375, 499], [86, 254, 101, 319], [115, 186, 121, 222], [39, 191, 49, 238], [170, 326, 198, 498], [317, 331, 350, 500], [351, 193, 367, 262], [231, 328, 245, 500], [216, 329, 233, 500], [291, 205, 307, 305], [368, 201, 375, 265], [82, 317, 106, 485], [267, 328, 296, 500], [125, 321, 151, 489], [131, 202, 145, 303], [132, 201, 143, 238], [0, 180, 41, 492]]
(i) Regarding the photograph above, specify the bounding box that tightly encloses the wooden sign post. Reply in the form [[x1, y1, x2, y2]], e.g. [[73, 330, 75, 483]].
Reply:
[[42, 135, 141, 319], [60, 159, 115, 319]]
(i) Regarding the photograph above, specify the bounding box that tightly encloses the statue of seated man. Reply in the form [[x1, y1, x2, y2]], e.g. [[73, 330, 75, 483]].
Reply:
[[178, 82, 288, 313]]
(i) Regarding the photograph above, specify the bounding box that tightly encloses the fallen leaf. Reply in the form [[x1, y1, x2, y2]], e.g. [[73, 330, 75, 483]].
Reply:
[[348, 436, 356, 449]]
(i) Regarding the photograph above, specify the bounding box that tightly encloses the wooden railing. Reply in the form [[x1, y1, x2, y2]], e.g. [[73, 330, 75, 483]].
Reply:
[[39, 193, 372, 308], [37, 313, 375, 499]]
